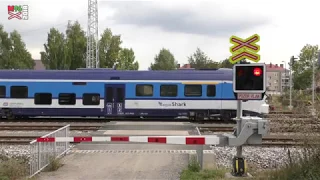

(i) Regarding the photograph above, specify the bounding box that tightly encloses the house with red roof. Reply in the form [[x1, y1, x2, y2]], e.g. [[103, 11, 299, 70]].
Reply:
[[266, 63, 290, 94]]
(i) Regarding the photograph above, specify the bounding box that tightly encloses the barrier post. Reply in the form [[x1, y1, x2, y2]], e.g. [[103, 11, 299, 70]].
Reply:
[[196, 145, 204, 169], [232, 100, 246, 176]]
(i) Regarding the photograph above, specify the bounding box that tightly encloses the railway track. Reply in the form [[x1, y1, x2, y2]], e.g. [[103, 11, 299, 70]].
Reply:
[[0, 121, 318, 133], [269, 111, 293, 114], [266, 114, 313, 118], [0, 123, 102, 131], [198, 123, 320, 133]]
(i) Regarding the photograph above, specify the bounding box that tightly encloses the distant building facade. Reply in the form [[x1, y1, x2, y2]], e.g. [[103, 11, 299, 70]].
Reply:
[[178, 64, 191, 69], [33, 60, 45, 70], [266, 63, 290, 94]]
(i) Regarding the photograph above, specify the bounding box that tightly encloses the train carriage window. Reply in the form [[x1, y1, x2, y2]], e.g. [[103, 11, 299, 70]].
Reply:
[[136, 85, 153, 96], [160, 85, 177, 97], [10, 86, 28, 98], [207, 85, 216, 97], [83, 93, 100, 105], [35, 93, 52, 105], [58, 93, 76, 105], [184, 85, 202, 97], [0, 86, 5, 98]]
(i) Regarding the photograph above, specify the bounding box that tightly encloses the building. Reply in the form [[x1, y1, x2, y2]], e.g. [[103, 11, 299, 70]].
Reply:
[[178, 64, 191, 69], [266, 63, 290, 94], [33, 60, 46, 70]]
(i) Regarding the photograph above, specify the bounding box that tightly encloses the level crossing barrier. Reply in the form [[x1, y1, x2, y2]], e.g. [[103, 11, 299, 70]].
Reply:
[[29, 124, 70, 178], [29, 116, 269, 178]]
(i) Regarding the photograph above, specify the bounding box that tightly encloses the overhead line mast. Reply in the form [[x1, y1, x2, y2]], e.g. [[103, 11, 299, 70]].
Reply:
[[86, 0, 99, 68]]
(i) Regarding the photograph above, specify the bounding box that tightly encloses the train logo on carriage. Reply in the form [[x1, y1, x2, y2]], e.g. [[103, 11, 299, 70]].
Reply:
[[158, 102, 187, 107]]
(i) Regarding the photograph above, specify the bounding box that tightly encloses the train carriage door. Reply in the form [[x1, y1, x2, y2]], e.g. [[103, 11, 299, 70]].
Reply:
[[104, 84, 125, 115]]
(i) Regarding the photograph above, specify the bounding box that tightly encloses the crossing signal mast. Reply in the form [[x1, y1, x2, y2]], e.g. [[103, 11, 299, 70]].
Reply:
[[228, 34, 269, 177], [86, 0, 99, 68]]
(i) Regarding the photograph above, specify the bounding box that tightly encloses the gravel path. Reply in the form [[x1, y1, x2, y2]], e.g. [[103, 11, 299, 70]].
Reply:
[[210, 146, 303, 169]]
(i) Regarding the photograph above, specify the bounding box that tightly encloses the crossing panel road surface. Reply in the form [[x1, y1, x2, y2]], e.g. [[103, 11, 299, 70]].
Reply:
[[36, 121, 214, 180], [36, 150, 190, 180]]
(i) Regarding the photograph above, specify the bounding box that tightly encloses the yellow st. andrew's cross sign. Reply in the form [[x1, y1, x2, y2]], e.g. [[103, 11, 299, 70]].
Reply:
[[229, 34, 260, 64]]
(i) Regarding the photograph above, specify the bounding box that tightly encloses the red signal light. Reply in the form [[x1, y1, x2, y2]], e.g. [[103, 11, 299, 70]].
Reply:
[[237, 69, 244, 76], [253, 67, 262, 76]]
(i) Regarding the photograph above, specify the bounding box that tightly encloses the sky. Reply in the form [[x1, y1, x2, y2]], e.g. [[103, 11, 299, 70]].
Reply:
[[1, 0, 319, 70]]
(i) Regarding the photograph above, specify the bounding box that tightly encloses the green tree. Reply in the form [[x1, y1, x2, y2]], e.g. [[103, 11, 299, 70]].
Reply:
[[117, 48, 139, 70], [40, 28, 67, 70], [219, 58, 234, 68], [65, 21, 86, 69], [188, 48, 218, 69], [150, 48, 177, 70], [9, 30, 35, 69], [0, 25, 13, 69], [292, 44, 319, 90], [0, 26, 34, 69], [99, 29, 122, 68]]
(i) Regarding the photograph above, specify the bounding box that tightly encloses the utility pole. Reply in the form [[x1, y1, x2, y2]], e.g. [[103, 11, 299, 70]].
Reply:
[[86, 0, 99, 68], [312, 54, 315, 115], [289, 56, 297, 110], [281, 60, 287, 95]]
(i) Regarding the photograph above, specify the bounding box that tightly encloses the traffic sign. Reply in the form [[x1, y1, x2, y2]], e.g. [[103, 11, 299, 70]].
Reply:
[[236, 93, 262, 100], [229, 34, 260, 64]]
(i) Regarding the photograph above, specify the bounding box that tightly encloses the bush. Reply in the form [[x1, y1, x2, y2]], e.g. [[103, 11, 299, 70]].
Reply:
[[0, 157, 28, 180], [44, 156, 63, 172], [259, 146, 320, 180]]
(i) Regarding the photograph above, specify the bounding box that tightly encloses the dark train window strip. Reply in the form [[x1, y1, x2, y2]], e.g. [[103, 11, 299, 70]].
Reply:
[[207, 85, 216, 97], [0, 86, 5, 98], [72, 82, 87, 85], [10, 86, 28, 98], [136, 85, 153, 96], [184, 85, 202, 97], [35, 93, 52, 105], [83, 93, 100, 105], [160, 85, 178, 97], [59, 93, 76, 105]]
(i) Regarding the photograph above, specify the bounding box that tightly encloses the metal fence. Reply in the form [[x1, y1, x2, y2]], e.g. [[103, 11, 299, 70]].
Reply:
[[29, 124, 71, 178]]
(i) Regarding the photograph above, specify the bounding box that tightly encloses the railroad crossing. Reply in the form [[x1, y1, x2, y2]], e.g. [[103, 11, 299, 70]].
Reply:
[[27, 34, 270, 179]]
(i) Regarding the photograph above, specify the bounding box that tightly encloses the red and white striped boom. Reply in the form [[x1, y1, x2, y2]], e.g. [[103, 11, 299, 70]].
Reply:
[[36, 135, 221, 145]]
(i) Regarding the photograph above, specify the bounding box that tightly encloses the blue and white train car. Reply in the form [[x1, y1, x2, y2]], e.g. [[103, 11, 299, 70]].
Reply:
[[0, 69, 269, 120]]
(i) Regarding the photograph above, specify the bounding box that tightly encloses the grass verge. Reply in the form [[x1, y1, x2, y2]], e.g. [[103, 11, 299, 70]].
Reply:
[[255, 145, 320, 180], [180, 156, 227, 180], [43, 156, 63, 172], [0, 156, 28, 180]]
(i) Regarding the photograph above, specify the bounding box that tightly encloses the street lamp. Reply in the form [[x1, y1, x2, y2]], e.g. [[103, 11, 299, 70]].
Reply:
[[281, 60, 287, 94], [289, 56, 297, 110]]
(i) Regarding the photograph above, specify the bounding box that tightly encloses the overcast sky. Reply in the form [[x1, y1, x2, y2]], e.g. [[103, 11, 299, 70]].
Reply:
[[1, 0, 319, 70]]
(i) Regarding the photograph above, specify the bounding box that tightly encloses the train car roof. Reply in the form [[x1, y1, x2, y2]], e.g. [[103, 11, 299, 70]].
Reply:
[[0, 69, 233, 81]]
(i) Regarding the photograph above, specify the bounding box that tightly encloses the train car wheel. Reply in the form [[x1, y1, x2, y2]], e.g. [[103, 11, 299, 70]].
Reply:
[[3, 109, 15, 120], [221, 111, 232, 122]]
